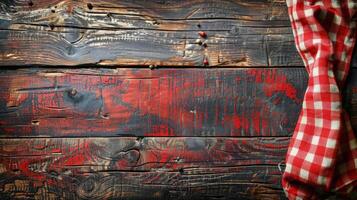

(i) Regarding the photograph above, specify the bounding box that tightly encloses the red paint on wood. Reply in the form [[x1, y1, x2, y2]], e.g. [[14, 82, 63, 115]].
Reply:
[[145, 125, 175, 136], [0, 68, 309, 137], [246, 70, 299, 103]]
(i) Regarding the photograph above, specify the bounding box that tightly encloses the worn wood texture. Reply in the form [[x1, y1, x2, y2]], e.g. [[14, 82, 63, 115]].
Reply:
[[0, 0, 303, 67], [1, 68, 357, 138], [1, 0, 357, 199], [0, 137, 287, 200], [0, 68, 310, 137], [1, 67, 356, 199]]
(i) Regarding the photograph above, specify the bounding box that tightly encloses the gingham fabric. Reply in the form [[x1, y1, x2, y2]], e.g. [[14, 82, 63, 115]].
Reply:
[[283, 0, 357, 199]]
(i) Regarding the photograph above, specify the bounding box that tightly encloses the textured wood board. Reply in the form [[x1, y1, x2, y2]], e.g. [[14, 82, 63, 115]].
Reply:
[[2, 0, 356, 67], [0, 0, 302, 67], [1, 68, 357, 138], [0, 68, 309, 137], [0, 0, 356, 199], [0, 170, 285, 200], [0, 137, 287, 200]]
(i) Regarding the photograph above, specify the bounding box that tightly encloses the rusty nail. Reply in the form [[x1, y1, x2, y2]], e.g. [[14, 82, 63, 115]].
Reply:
[[87, 3, 93, 10], [203, 58, 209, 66], [198, 31, 207, 38]]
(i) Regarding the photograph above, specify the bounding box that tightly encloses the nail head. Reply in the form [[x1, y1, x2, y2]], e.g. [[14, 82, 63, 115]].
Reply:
[[203, 58, 209, 66], [198, 31, 207, 38]]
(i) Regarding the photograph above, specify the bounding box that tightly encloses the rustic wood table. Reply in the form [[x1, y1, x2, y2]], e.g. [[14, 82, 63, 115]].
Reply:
[[0, 1, 356, 199]]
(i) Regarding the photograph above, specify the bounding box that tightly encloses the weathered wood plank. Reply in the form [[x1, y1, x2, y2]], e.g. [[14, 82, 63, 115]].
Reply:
[[0, 28, 279, 67], [0, 168, 285, 200], [0, 137, 287, 199], [0, 0, 301, 67], [1, 0, 357, 67], [0, 170, 286, 200], [0, 68, 309, 137], [0, 0, 290, 20], [0, 137, 288, 170], [1, 67, 357, 137]]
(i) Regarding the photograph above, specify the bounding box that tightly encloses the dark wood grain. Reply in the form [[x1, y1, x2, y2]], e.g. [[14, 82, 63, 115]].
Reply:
[[0, 170, 285, 200], [0, 137, 287, 200], [0, 68, 309, 137], [2, 0, 356, 67], [0, 137, 288, 170], [1, 67, 357, 138], [1, 0, 357, 199], [0, 0, 302, 67]]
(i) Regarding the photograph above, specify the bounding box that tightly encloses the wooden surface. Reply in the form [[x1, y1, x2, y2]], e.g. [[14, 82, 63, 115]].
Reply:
[[0, 137, 287, 200], [0, 68, 309, 137], [0, 0, 304, 67], [1, 1, 357, 200], [0, 67, 356, 199]]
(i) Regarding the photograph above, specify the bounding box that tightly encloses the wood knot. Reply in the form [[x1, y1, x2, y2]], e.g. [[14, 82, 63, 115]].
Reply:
[[82, 177, 95, 193], [125, 150, 141, 164], [28, 1, 34, 7]]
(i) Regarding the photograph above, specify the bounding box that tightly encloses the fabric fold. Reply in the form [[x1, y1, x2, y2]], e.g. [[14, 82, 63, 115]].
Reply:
[[283, 0, 357, 199]]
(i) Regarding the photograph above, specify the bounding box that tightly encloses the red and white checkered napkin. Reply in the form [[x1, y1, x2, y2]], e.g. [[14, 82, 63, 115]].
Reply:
[[283, 0, 357, 199]]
